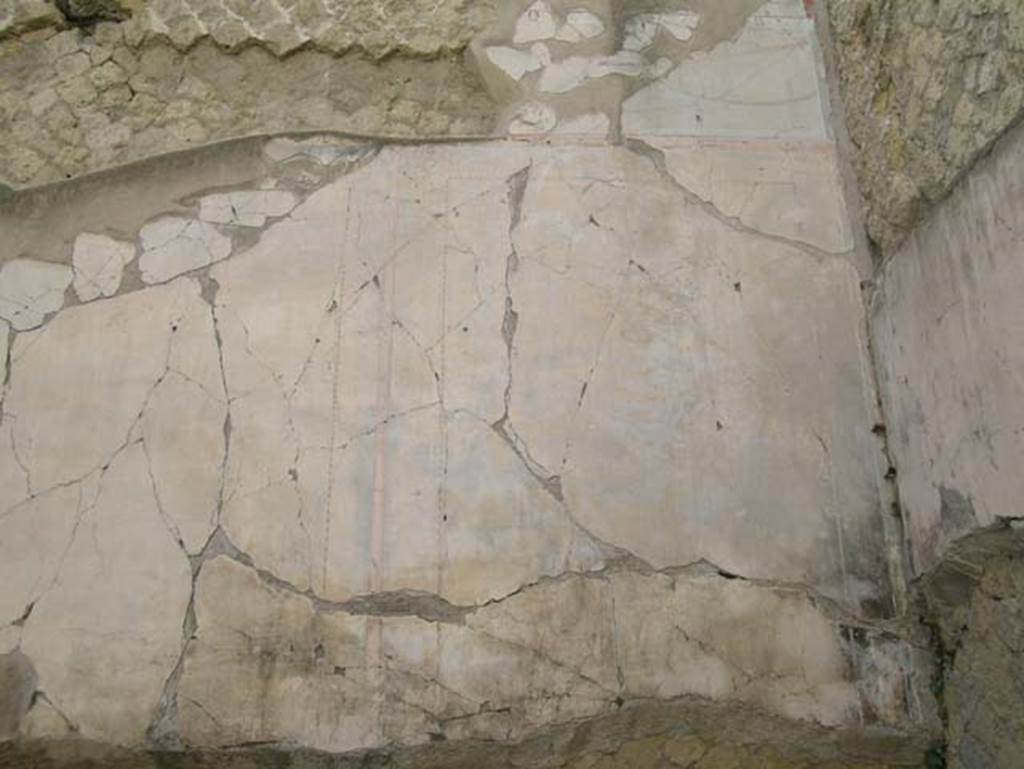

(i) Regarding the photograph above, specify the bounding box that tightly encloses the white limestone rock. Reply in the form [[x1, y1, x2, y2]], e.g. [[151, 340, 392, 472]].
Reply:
[[198, 189, 298, 227], [0, 259, 72, 331], [138, 216, 232, 283], [71, 232, 135, 302]]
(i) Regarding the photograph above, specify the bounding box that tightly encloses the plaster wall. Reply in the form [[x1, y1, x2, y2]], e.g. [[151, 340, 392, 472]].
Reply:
[[872, 119, 1024, 576], [0, 0, 936, 765]]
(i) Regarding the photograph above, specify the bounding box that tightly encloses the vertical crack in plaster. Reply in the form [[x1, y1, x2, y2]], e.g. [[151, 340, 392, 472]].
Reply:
[[490, 163, 569, 501], [200, 275, 232, 536], [147, 525, 227, 748]]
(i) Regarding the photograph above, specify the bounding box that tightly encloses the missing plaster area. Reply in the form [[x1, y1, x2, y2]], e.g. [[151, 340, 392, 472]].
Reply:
[[917, 525, 1024, 769]]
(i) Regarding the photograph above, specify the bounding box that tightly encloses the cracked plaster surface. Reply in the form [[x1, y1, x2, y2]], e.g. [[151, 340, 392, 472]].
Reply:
[[0, 136, 916, 752], [0, 0, 930, 758]]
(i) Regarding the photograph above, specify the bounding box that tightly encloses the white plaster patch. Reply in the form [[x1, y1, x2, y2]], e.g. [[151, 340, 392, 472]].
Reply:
[[508, 101, 557, 134], [138, 216, 232, 284], [0, 259, 72, 331], [623, 12, 700, 51], [513, 0, 556, 44], [72, 232, 135, 302], [198, 189, 298, 227], [555, 9, 605, 43], [485, 45, 547, 81]]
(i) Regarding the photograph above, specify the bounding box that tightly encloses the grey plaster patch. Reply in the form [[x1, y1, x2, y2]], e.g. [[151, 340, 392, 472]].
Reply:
[[0, 649, 37, 741], [939, 487, 977, 534]]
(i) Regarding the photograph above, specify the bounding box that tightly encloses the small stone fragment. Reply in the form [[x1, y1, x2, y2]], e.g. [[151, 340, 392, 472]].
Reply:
[[555, 9, 604, 43], [72, 232, 134, 301], [486, 45, 546, 81], [656, 11, 700, 42], [138, 217, 231, 283], [663, 734, 708, 766], [513, 0, 556, 44], [0, 259, 73, 331], [199, 189, 298, 227], [508, 101, 557, 134], [0, 0, 65, 41]]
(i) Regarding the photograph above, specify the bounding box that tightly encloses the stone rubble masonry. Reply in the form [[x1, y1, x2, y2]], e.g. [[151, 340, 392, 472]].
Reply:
[[0, 0, 500, 187], [828, 0, 1024, 255], [917, 526, 1024, 769], [867, 26, 1024, 769]]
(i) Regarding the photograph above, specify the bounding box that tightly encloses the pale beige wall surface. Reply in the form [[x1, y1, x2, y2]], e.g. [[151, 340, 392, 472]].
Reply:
[[0, 0, 937, 763], [872, 120, 1024, 575]]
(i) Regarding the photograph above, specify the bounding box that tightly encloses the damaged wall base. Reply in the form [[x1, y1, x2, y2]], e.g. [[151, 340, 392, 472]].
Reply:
[[0, 696, 929, 769]]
